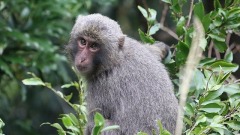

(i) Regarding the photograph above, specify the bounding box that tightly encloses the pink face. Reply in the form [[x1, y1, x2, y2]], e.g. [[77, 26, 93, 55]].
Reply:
[[74, 36, 100, 74]]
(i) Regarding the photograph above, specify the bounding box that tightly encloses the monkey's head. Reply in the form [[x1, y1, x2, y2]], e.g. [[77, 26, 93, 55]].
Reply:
[[67, 14, 125, 77]]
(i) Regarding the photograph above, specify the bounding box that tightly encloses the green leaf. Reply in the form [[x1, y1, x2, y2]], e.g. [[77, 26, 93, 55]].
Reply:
[[0, 59, 14, 78], [184, 27, 194, 46], [138, 6, 148, 19], [211, 126, 225, 135], [199, 58, 216, 66], [229, 93, 240, 108], [208, 60, 239, 73], [185, 103, 194, 117], [212, 115, 223, 123], [176, 16, 186, 36], [219, 72, 231, 84], [22, 78, 45, 86], [68, 113, 79, 126], [161, 0, 172, 4], [210, 84, 222, 91], [214, 0, 222, 9], [148, 8, 157, 22], [223, 84, 240, 95], [226, 22, 240, 29], [202, 14, 211, 31], [149, 23, 160, 35], [194, 2, 205, 19], [175, 42, 189, 66], [203, 88, 224, 101], [137, 132, 148, 135], [184, 117, 193, 126], [64, 93, 73, 101], [138, 29, 155, 44], [61, 83, 75, 88], [92, 125, 102, 135], [62, 116, 73, 128], [156, 121, 172, 135], [48, 123, 66, 135], [94, 113, 104, 125], [225, 121, 240, 130], [194, 115, 207, 126], [227, 8, 240, 19], [213, 16, 223, 27], [224, 51, 233, 62], [199, 103, 222, 113], [193, 69, 205, 90], [201, 99, 221, 106], [172, 3, 181, 13], [101, 125, 120, 132], [56, 91, 64, 98], [208, 33, 225, 42], [3, 55, 25, 64]]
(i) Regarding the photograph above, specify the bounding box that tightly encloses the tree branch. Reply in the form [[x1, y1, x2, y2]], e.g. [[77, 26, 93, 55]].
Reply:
[[160, 25, 179, 40], [186, 0, 194, 27], [160, 3, 169, 25]]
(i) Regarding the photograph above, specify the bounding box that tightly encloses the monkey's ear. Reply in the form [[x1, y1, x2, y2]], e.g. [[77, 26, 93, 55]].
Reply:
[[118, 35, 126, 48]]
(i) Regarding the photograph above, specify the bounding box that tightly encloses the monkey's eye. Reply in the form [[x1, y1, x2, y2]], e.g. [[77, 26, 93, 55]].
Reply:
[[89, 43, 100, 52], [78, 37, 86, 46]]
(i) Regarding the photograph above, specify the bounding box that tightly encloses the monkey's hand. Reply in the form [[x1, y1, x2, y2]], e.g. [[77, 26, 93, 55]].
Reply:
[[146, 41, 170, 61]]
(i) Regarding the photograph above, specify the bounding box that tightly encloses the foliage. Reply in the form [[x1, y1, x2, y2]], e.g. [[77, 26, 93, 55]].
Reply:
[[0, 0, 91, 134], [23, 71, 119, 135], [138, 0, 240, 134], [138, 6, 160, 44], [92, 112, 120, 135], [0, 118, 4, 135], [23, 71, 87, 135]]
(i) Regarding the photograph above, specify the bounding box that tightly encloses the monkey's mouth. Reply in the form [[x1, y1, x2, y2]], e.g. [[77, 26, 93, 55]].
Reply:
[[76, 65, 91, 73]]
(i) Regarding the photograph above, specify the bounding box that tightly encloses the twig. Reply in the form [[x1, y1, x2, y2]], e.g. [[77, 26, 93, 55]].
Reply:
[[214, 47, 221, 59], [226, 32, 231, 46], [175, 17, 204, 135], [208, 40, 214, 58], [142, 0, 149, 15], [232, 43, 240, 54], [160, 3, 169, 25], [158, 1, 179, 40], [186, 0, 194, 27], [160, 25, 179, 40]]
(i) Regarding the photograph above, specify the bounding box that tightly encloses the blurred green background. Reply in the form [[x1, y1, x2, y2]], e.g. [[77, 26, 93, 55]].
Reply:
[[0, 0, 240, 135]]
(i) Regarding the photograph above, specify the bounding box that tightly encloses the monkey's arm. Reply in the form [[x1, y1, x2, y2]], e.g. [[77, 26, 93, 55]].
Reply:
[[146, 42, 170, 61]]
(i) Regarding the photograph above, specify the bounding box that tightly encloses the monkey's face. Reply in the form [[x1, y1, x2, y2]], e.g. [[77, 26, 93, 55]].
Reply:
[[73, 36, 101, 75]]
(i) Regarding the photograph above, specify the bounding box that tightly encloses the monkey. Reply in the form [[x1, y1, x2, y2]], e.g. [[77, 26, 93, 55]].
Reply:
[[66, 13, 178, 135]]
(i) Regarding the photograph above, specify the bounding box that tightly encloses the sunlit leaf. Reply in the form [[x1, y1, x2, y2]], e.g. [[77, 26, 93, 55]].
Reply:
[[22, 78, 45, 86], [225, 121, 240, 130], [148, 8, 157, 22], [199, 103, 222, 113], [101, 125, 120, 132], [149, 23, 160, 35], [161, 0, 172, 4], [138, 6, 148, 19]]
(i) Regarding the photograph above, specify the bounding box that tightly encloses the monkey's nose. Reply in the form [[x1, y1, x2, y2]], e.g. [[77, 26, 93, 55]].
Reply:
[[80, 58, 86, 63]]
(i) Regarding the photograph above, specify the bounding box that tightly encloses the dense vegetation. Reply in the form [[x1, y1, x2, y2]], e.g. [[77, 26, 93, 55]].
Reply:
[[1, 0, 240, 135]]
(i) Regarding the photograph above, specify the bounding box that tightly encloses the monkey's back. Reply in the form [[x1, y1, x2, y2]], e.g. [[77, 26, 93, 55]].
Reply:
[[87, 37, 178, 134]]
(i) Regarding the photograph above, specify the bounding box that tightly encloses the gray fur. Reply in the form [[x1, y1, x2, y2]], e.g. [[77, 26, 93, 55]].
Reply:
[[68, 14, 178, 135]]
